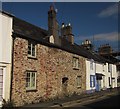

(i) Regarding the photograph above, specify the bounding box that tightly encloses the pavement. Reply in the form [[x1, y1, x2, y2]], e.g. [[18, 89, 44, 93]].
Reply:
[[23, 88, 120, 108]]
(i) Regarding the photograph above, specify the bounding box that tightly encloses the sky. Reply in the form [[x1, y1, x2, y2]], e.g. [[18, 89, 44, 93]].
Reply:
[[1, 2, 119, 52]]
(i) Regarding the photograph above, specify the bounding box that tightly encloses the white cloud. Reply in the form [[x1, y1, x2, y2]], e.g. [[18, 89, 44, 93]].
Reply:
[[98, 4, 118, 18], [75, 32, 119, 43], [94, 32, 119, 41]]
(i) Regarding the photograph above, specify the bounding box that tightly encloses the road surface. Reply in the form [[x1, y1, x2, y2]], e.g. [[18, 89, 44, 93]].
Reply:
[[69, 94, 120, 108]]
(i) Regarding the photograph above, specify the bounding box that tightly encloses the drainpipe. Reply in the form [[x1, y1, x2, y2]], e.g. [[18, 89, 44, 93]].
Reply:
[[10, 33, 15, 101]]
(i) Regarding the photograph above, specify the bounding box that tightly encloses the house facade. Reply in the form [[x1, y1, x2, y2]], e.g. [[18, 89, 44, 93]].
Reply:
[[0, 5, 118, 107], [9, 6, 87, 106], [86, 56, 118, 92], [0, 11, 13, 106], [11, 36, 86, 106], [86, 59, 96, 93]]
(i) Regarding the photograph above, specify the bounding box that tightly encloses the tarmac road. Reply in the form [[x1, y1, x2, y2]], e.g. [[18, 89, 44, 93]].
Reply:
[[69, 94, 120, 108]]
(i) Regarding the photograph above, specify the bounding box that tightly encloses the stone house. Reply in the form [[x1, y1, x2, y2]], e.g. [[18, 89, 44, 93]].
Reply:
[[0, 5, 118, 107]]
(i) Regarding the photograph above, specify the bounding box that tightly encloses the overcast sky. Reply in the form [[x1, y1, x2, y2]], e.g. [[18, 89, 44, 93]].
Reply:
[[2, 2, 119, 51]]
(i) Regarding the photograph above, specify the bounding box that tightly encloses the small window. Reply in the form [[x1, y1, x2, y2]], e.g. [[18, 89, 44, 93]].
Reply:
[[26, 71, 36, 90], [76, 76, 81, 88], [90, 75, 95, 87], [28, 41, 36, 57], [73, 57, 80, 69]]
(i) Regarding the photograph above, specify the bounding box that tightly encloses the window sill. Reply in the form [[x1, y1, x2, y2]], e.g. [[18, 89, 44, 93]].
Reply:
[[77, 86, 81, 88], [26, 88, 37, 92], [73, 67, 79, 70], [28, 56, 37, 60]]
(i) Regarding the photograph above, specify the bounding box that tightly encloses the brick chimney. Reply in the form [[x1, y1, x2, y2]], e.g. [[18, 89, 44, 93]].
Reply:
[[61, 23, 74, 44], [48, 5, 59, 44], [98, 44, 113, 55]]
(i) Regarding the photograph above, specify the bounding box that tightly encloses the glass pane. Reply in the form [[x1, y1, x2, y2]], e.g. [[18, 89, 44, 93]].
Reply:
[[26, 82, 30, 88], [28, 43, 31, 55], [31, 73, 35, 87], [32, 46, 35, 56], [26, 73, 30, 88], [27, 73, 30, 78]]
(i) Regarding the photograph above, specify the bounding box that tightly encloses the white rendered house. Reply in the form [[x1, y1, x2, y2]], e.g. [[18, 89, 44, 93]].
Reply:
[[0, 11, 13, 106]]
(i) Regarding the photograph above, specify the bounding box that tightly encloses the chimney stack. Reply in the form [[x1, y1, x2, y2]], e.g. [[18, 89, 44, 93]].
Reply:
[[48, 5, 59, 45], [61, 22, 74, 44]]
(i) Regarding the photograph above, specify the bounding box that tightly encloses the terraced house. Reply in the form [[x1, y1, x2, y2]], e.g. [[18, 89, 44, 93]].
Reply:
[[0, 5, 118, 107], [11, 6, 87, 106]]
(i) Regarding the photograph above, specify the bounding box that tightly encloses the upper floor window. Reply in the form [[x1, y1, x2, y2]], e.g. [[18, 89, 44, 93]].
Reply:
[[28, 41, 36, 58], [26, 71, 36, 91], [73, 57, 80, 69]]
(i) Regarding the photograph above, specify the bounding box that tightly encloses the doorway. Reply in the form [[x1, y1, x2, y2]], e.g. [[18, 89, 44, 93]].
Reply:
[[62, 77, 68, 96]]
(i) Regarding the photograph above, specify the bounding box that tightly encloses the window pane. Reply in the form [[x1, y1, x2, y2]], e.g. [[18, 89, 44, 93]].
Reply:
[[26, 73, 30, 88], [26, 72, 36, 89], [31, 73, 35, 87], [28, 43, 31, 55]]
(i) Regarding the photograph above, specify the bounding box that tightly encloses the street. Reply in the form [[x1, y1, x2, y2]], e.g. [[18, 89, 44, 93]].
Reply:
[[69, 94, 120, 108]]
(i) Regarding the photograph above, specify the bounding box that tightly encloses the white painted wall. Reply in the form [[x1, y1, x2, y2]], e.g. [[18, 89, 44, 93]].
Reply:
[[0, 12, 13, 106], [86, 59, 96, 91], [0, 12, 13, 63], [111, 64, 117, 88]]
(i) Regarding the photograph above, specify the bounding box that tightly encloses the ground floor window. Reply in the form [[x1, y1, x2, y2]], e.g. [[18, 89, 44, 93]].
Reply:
[[90, 75, 95, 87], [0, 68, 3, 101], [26, 71, 36, 90]]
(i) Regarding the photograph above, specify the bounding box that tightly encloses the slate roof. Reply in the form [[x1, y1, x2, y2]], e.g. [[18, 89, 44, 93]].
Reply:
[[13, 16, 113, 64], [13, 17, 49, 41]]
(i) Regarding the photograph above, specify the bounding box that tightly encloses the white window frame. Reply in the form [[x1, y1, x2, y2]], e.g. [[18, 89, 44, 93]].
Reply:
[[26, 71, 36, 91], [28, 41, 36, 58], [76, 76, 81, 88], [73, 57, 80, 69]]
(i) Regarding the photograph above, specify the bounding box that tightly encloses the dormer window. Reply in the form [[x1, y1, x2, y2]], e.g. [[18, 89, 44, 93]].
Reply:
[[28, 41, 36, 58]]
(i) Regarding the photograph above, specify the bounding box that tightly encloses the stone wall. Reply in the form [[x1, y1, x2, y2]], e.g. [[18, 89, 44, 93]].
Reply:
[[11, 37, 86, 106]]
